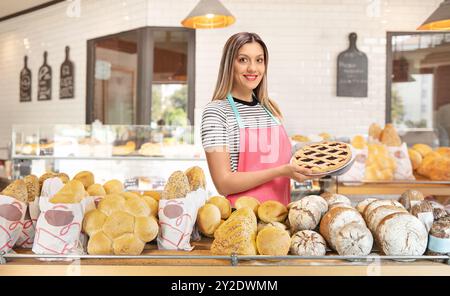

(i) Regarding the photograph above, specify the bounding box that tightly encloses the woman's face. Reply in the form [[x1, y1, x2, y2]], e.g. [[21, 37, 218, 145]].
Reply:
[[233, 41, 265, 93]]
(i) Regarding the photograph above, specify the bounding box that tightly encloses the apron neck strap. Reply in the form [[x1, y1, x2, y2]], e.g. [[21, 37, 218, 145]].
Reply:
[[226, 93, 280, 127]]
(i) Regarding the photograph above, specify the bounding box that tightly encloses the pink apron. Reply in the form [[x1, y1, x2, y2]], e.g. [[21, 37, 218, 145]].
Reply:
[[226, 94, 292, 206]]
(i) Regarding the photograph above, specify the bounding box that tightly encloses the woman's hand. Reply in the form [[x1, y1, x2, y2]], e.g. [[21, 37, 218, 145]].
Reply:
[[280, 163, 314, 183]]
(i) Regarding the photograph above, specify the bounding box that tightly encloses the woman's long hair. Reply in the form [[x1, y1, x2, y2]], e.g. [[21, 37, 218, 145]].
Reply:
[[212, 32, 282, 119]]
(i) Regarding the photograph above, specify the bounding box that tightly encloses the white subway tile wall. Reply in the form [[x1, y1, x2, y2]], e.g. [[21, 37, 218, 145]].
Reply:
[[0, 0, 441, 157]]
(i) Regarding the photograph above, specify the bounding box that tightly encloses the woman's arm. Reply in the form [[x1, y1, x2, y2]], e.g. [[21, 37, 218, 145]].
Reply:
[[205, 147, 313, 196]]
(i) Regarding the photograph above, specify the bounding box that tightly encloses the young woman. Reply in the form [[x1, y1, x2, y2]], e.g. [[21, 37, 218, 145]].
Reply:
[[201, 32, 313, 206]]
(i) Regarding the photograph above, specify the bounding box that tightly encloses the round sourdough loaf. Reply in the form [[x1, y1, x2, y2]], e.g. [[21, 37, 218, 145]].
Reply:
[[366, 205, 407, 233], [319, 207, 366, 250], [376, 212, 428, 256], [290, 230, 327, 256], [256, 226, 291, 256], [335, 222, 373, 256], [288, 199, 321, 231], [363, 199, 404, 219], [356, 198, 378, 215]]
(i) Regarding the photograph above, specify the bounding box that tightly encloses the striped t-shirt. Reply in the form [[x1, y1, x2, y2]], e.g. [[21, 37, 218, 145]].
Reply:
[[201, 96, 278, 172]]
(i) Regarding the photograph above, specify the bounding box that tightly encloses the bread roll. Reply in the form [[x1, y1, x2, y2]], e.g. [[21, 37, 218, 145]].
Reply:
[[256, 226, 291, 256], [356, 198, 378, 215], [207, 196, 231, 219], [161, 171, 190, 199], [197, 204, 222, 237], [290, 230, 326, 256], [288, 199, 321, 231], [412, 144, 433, 158], [376, 212, 427, 256], [103, 179, 124, 194], [83, 209, 107, 236], [143, 190, 161, 201], [185, 166, 206, 191], [124, 195, 150, 217], [320, 192, 351, 207], [1, 179, 28, 203], [258, 200, 288, 223], [369, 123, 382, 142], [380, 124, 402, 146], [141, 195, 159, 217], [351, 135, 367, 149], [113, 233, 145, 255], [411, 200, 434, 232], [335, 222, 373, 256], [399, 189, 424, 211], [102, 210, 135, 240], [319, 207, 365, 250], [73, 171, 95, 189], [408, 148, 422, 170], [87, 231, 113, 255], [436, 147, 450, 158], [23, 175, 39, 202], [301, 195, 328, 216], [363, 199, 404, 219], [87, 184, 106, 196], [234, 196, 260, 215], [134, 216, 158, 242], [211, 207, 257, 255]]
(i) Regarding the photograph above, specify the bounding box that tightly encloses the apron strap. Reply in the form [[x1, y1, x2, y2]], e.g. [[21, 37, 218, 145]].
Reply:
[[226, 93, 281, 127]]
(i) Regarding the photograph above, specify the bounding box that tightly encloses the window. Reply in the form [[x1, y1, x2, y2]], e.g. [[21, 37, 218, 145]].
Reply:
[[387, 32, 450, 146], [86, 27, 195, 126]]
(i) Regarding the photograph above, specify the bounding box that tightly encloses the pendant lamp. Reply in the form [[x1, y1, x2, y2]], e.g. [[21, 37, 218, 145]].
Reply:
[[418, 0, 450, 30], [181, 0, 235, 29]]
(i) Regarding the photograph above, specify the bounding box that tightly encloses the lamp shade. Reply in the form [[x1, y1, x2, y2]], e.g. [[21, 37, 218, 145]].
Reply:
[[181, 0, 235, 29], [418, 0, 450, 30]]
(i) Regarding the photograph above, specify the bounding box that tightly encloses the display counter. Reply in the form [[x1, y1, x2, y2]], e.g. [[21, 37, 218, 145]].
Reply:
[[1, 239, 449, 276]]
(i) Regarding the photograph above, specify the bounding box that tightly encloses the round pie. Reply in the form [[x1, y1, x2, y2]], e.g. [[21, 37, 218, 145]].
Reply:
[[293, 141, 352, 174]]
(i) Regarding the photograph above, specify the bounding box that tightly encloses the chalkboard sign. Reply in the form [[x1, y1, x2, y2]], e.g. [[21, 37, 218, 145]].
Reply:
[[60, 46, 75, 99], [19, 56, 32, 102], [337, 33, 368, 97], [38, 51, 52, 101]]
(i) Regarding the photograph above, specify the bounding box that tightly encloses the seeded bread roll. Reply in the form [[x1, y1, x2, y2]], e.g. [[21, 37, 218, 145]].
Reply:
[[319, 207, 366, 250], [288, 199, 321, 231], [290, 230, 327, 256], [258, 200, 288, 223], [356, 198, 378, 215], [376, 212, 428, 256], [1, 179, 28, 203], [335, 222, 373, 256]]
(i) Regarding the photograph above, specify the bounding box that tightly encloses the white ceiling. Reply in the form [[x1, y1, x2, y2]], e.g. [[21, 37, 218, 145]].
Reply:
[[0, 0, 53, 19]]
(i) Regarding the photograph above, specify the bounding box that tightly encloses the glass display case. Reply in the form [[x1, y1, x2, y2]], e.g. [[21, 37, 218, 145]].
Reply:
[[11, 123, 211, 193]]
